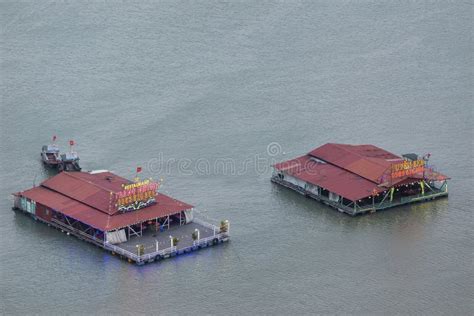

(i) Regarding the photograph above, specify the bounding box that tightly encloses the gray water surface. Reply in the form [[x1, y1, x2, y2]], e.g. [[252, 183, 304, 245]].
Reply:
[[1, 1, 473, 315]]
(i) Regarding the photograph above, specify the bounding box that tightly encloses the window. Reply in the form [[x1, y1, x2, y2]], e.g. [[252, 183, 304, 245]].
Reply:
[[20, 197, 27, 211], [25, 199, 36, 214]]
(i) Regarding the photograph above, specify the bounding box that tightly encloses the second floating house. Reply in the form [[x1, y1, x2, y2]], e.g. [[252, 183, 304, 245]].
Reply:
[[272, 143, 449, 215]]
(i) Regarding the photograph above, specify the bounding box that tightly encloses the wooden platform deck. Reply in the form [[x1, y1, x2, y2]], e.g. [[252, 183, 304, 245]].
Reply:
[[271, 177, 448, 215], [12, 206, 229, 265], [116, 221, 217, 255], [104, 218, 229, 265]]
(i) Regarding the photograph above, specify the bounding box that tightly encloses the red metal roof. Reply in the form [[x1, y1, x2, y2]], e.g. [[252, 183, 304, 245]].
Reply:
[[40, 171, 138, 215], [423, 169, 449, 182], [71, 171, 131, 192], [107, 194, 192, 230], [274, 155, 383, 201], [17, 172, 193, 231], [274, 143, 449, 201], [308, 143, 402, 184], [19, 186, 110, 230]]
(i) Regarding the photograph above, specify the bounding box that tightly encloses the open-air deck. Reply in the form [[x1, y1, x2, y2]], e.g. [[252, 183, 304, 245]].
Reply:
[[104, 219, 229, 264]]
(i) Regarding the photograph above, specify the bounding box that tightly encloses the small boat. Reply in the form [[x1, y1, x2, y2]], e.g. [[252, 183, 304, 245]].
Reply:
[[59, 152, 81, 171], [41, 137, 81, 171], [41, 144, 61, 167]]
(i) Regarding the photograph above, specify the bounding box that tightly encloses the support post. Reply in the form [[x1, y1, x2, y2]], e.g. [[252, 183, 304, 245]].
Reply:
[[423, 180, 436, 194], [128, 225, 140, 238], [194, 228, 200, 246], [377, 190, 390, 208]]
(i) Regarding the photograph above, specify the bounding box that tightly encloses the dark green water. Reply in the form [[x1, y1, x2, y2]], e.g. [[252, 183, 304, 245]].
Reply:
[[1, 1, 472, 315]]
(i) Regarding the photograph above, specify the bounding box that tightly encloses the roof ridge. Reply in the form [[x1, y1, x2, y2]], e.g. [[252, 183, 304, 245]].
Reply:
[[309, 144, 384, 184], [39, 184, 110, 215], [41, 172, 117, 215], [331, 143, 396, 170], [62, 172, 115, 194], [316, 158, 380, 185]]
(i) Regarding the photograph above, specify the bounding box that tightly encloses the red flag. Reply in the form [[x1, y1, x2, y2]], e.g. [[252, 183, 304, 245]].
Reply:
[[69, 140, 74, 146], [136, 167, 142, 173], [52, 135, 57, 142]]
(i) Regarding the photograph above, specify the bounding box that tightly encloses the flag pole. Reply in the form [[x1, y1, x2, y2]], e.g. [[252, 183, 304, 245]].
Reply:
[[69, 140, 75, 154], [135, 166, 142, 182]]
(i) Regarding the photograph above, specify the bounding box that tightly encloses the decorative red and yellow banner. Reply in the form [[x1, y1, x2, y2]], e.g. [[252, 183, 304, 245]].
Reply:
[[115, 179, 159, 212], [391, 160, 425, 179]]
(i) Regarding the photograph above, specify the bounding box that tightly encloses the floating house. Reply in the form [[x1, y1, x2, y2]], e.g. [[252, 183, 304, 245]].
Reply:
[[272, 143, 449, 215], [13, 171, 229, 265]]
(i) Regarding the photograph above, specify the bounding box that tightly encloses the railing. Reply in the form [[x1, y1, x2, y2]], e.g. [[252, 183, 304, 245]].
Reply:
[[194, 217, 230, 238], [104, 242, 178, 262], [105, 231, 229, 264], [138, 232, 229, 263], [51, 218, 103, 244], [102, 218, 229, 264], [138, 246, 177, 262], [193, 233, 225, 246], [273, 176, 448, 215], [193, 218, 219, 231], [104, 242, 141, 261], [356, 189, 448, 213]]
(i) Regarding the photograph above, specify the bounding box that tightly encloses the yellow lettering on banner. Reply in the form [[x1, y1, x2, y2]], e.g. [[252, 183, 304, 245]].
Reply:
[[124, 179, 151, 190], [116, 179, 158, 210], [391, 159, 425, 179]]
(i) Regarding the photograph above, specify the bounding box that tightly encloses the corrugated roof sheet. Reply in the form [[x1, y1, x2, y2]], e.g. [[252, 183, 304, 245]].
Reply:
[[274, 143, 449, 201], [19, 186, 110, 230], [17, 172, 193, 231], [41, 172, 119, 215], [107, 194, 193, 230], [71, 171, 131, 192], [274, 156, 383, 201], [308, 143, 402, 184]]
